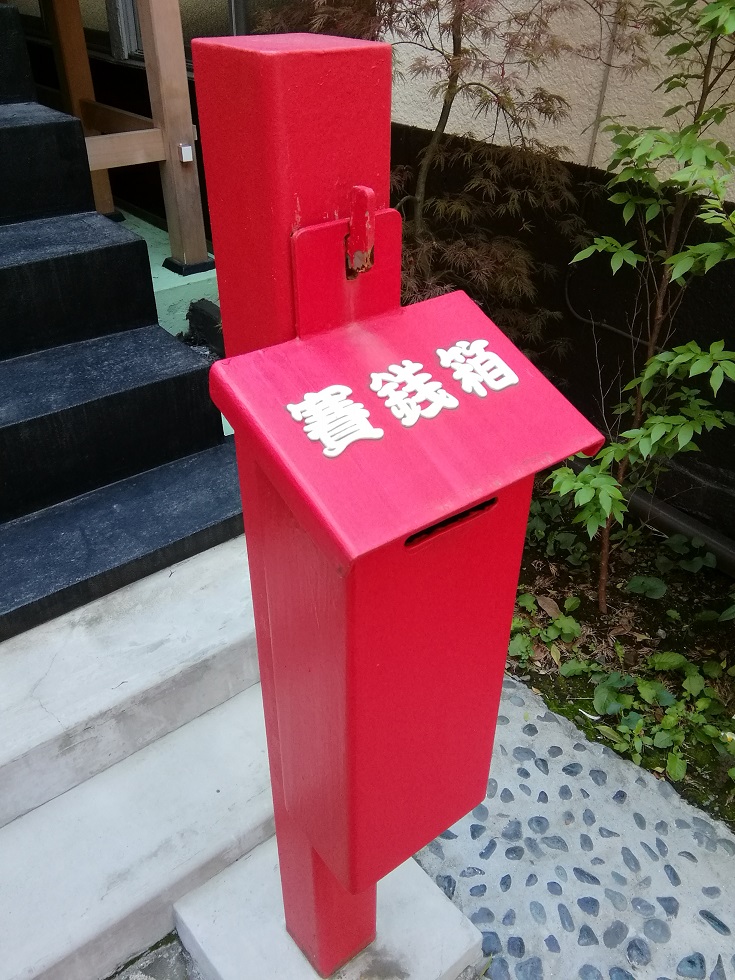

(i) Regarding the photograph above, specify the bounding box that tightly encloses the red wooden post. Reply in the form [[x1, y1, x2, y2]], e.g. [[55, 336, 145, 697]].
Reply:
[[194, 35, 604, 980], [192, 35, 393, 975], [192, 35, 392, 357]]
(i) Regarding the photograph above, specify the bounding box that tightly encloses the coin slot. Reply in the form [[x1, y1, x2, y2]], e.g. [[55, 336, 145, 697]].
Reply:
[[405, 495, 498, 548]]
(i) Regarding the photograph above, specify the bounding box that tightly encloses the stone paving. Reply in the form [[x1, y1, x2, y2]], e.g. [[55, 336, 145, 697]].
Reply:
[[112, 673, 735, 980], [416, 675, 735, 980]]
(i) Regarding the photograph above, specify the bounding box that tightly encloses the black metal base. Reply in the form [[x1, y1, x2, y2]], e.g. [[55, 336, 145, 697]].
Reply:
[[162, 256, 216, 276]]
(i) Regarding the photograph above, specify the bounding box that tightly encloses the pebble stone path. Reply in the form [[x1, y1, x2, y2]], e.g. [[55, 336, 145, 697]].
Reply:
[[114, 674, 735, 980], [416, 674, 735, 980]]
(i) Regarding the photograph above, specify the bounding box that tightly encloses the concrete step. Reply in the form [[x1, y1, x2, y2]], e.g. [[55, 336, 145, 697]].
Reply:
[[0, 326, 223, 521], [0, 213, 158, 359], [175, 837, 483, 980], [0, 685, 274, 980], [0, 534, 256, 827], [0, 102, 93, 225], [0, 439, 243, 641]]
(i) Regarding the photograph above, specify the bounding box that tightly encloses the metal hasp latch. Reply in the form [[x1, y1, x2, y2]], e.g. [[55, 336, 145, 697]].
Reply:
[[346, 185, 375, 277]]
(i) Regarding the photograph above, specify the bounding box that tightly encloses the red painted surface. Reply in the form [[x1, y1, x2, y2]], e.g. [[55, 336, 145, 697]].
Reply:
[[192, 34, 392, 357], [193, 34, 604, 978], [212, 295, 603, 897]]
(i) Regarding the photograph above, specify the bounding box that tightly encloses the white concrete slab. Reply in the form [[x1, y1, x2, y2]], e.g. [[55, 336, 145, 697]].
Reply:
[[0, 685, 273, 980], [175, 837, 483, 980], [0, 536, 258, 828]]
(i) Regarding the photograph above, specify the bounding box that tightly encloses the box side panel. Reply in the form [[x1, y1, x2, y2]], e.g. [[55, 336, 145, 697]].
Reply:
[[346, 475, 535, 890], [254, 468, 352, 881]]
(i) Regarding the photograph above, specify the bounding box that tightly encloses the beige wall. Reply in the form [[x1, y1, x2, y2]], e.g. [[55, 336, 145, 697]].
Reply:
[[389, 14, 735, 174]]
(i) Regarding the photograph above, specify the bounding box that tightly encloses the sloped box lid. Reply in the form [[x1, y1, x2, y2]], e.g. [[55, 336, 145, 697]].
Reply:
[[211, 290, 604, 564]]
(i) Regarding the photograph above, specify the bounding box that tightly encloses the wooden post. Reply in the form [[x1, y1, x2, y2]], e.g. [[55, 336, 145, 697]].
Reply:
[[135, 0, 212, 273], [41, 0, 115, 215]]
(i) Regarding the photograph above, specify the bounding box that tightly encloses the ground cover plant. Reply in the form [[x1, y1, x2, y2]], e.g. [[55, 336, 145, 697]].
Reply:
[[511, 489, 735, 827], [528, 0, 735, 824]]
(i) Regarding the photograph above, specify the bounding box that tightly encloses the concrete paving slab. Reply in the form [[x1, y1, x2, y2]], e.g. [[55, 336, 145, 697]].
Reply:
[[104, 673, 735, 980], [0, 685, 273, 980], [416, 675, 735, 980], [175, 836, 483, 980], [0, 536, 257, 827]]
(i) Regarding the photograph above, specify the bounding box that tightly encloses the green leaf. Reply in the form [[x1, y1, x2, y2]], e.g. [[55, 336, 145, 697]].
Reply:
[[593, 682, 634, 715], [711, 365, 724, 395], [689, 356, 712, 377], [649, 651, 689, 671], [637, 678, 675, 706], [719, 603, 735, 621], [683, 672, 706, 696], [670, 254, 695, 281], [560, 659, 589, 677], [564, 596, 581, 612], [666, 533, 689, 555], [654, 730, 674, 748], [729, 767, 735, 782], [626, 575, 668, 599], [677, 423, 694, 449], [667, 751, 687, 781], [517, 593, 537, 612], [679, 557, 704, 573], [610, 251, 624, 275], [574, 486, 595, 506], [597, 724, 624, 743], [571, 245, 597, 263], [656, 554, 675, 574], [508, 633, 532, 659]]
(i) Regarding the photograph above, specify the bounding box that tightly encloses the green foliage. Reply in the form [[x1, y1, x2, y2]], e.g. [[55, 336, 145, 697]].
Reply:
[[509, 589, 584, 668], [656, 533, 717, 574], [551, 0, 735, 610], [526, 496, 589, 565], [549, 466, 626, 540], [509, 551, 735, 789], [626, 575, 668, 598], [549, 342, 735, 606], [583, 651, 735, 778]]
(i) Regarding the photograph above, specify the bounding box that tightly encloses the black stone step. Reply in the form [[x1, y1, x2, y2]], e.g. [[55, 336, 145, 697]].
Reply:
[[0, 213, 158, 358], [0, 6, 36, 105], [0, 326, 223, 521], [0, 439, 243, 641], [0, 102, 93, 225]]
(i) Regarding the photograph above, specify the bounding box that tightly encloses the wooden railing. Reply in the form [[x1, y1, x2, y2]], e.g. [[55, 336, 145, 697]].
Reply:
[[37, 0, 211, 273]]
